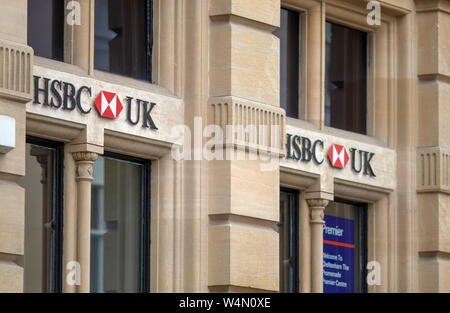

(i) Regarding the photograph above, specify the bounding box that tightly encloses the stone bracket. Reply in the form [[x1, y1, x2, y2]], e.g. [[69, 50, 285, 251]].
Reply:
[[417, 146, 450, 194], [303, 174, 334, 202], [0, 40, 33, 102], [207, 96, 286, 157]]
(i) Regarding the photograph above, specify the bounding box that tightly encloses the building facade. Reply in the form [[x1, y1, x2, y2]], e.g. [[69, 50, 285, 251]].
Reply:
[[0, 0, 449, 293]]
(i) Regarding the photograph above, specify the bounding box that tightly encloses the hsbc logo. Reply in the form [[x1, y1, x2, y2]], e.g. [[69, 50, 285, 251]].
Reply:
[[286, 134, 376, 177], [33, 76, 158, 130], [328, 144, 349, 169], [94, 91, 123, 119]]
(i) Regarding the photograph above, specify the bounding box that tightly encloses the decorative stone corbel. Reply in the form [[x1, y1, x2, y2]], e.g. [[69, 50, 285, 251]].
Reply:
[[73, 151, 98, 181], [308, 198, 328, 225]]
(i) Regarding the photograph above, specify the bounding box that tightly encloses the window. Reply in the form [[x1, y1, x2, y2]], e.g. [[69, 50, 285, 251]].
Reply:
[[279, 188, 299, 293], [325, 22, 367, 134], [90, 152, 151, 293], [273, 8, 301, 119], [27, 0, 64, 61], [94, 0, 153, 81], [17, 137, 64, 292], [323, 200, 367, 293]]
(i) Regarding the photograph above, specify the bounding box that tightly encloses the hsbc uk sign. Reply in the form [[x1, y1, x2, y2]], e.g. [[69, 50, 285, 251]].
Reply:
[[32, 76, 158, 130], [285, 133, 376, 177]]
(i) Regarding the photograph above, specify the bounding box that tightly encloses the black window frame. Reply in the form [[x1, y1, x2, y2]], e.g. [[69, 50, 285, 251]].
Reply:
[[279, 187, 300, 293], [325, 20, 368, 135], [95, 151, 151, 293], [274, 7, 301, 120], [25, 135, 65, 293], [27, 0, 65, 62], [93, 0, 153, 82]]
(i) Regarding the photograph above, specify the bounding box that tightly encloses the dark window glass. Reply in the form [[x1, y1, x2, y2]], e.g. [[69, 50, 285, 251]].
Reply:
[[279, 189, 299, 293], [94, 0, 152, 81], [17, 137, 64, 292], [323, 200, 367, 293], [325, 22, 367, 134], [91, 153, 150, 293], [273, 8, 300, 119], [27, 0, 64, 61]]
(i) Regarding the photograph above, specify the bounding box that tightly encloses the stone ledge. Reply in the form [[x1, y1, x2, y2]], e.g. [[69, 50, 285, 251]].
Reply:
[[416, 0, 450, 13]]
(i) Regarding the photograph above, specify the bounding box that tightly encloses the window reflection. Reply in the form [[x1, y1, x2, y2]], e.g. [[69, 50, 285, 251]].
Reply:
[[325, 22, 367, 134], [273, 8, 300, 119], [91, 155, 142, 293], [27, 0, 64, 61], [279, 190, 299, 293], [17, 143, 58, 292], [94, 0, 152, 81]]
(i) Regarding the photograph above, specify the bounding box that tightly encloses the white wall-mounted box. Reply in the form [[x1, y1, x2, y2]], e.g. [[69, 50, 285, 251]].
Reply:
[[0, 115, 15, 153]]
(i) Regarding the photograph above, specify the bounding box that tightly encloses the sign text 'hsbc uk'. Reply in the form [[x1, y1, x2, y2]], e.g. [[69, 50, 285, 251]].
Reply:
[[285, 133, 376, 177], [33, 76, 158, 130]]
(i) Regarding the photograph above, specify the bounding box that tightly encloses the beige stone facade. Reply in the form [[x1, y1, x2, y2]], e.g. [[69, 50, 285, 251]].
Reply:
[[0, 0, 448, 293]]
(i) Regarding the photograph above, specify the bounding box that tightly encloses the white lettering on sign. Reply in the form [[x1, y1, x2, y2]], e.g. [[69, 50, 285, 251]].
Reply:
[[323, 224, 344, 237]]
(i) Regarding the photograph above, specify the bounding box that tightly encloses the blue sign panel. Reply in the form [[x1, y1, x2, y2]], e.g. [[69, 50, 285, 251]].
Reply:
[[323, 215, 355, 293]]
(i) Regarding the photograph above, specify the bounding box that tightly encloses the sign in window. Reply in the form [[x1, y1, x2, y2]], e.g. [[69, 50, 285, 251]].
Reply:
[[323, 201, 367, 293]]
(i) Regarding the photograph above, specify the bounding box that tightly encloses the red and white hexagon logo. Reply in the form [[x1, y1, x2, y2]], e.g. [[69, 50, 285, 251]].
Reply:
[[94, 91, 123, 119], [327, 144, 349, 169]]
